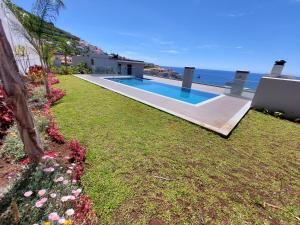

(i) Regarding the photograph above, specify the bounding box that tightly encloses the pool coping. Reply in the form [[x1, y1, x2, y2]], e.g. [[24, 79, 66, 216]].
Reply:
[[74, 75, 251, 136]]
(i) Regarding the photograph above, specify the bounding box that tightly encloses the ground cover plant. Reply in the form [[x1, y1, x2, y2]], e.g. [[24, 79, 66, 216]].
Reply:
[[52, 75, 300, 225]]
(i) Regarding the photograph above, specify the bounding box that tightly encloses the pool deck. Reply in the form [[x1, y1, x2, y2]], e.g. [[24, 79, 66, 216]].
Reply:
[[75, 74, 251, 136]]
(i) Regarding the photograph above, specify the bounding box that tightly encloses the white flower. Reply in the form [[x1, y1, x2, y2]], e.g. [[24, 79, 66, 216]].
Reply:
[[43, 167, 55, 173], [54, 176, 64, 182], [50, 193, 57, 198], [63, 180, 69, 185], [66, 170, 72, 174], [65, 209, 74, 216], [58, 218, 66, 224]]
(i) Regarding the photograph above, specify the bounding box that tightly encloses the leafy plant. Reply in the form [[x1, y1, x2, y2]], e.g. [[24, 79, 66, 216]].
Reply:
[[35, 114, 49, 134], [27, 65, 44, 84], [0, 125, 25, 161], [48, 121, 65, 144], [29, 86, 48, 108], [0, 86, 14, 141]]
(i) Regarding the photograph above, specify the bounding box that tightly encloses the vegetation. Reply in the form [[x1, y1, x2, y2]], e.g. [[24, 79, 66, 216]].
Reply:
[[52, 76, 300, 224]]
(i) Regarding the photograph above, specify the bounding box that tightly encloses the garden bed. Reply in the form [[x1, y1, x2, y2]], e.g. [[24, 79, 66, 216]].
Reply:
[[0, 73, 99, 225]]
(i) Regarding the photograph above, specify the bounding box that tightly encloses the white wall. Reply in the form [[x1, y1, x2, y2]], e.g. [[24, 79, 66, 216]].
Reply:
[[0, 0, 41, 74], [251, 77, 300, 119]]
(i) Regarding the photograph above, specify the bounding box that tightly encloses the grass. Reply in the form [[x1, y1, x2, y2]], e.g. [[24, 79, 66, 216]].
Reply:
[[52, 75, 300, 224]]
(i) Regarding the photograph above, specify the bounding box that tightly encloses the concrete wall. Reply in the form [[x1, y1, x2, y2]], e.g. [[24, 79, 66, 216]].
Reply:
[[251, 77, 300, 119], [0, 0, 41, 74]]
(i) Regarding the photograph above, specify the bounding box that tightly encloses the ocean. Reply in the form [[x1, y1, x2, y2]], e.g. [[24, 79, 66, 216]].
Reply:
[[163, 66, 299, 91]]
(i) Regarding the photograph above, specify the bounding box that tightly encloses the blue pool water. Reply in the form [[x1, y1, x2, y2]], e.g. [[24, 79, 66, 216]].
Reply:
[[106, 78, 219, 105]]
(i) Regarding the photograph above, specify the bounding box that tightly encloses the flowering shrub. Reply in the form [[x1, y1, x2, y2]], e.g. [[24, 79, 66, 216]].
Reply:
[[0, 157, 81, 225], [48, 73, 60, 85], [48, 121, 65, 144], [74, 195, 99, 224], [28, 65, 44, 84], [69, 140, 86, 181], [47, 87, 65, 106], [0, 86, 14, 141]]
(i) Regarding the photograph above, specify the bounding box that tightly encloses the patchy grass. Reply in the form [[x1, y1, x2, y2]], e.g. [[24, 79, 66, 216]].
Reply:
[[52, 75, 300, 224]]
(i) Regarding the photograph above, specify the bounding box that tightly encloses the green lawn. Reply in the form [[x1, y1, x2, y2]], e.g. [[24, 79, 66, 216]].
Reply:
[[52, 75, 300, 225]]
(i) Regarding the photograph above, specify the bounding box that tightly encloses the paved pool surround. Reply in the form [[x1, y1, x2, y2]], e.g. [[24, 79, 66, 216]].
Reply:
[[75, 74, 251, 136]]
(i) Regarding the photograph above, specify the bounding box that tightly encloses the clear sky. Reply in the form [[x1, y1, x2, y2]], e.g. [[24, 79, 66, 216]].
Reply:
[[12, 0, 300, 75]]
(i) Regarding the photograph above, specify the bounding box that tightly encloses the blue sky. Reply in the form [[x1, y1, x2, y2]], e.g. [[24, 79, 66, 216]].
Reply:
[[12, 0, 300, 75]]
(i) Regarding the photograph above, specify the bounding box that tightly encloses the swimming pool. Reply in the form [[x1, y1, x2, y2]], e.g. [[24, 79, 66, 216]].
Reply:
[[106, 77, 219, 105]]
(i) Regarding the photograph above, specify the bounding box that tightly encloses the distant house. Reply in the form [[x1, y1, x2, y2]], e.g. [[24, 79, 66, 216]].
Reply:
[[0, 0, 41, 74], [72, 53, 144, 77]]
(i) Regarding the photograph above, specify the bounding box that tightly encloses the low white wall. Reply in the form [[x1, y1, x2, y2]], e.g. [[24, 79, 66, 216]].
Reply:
[[251, 77, 300, 119]]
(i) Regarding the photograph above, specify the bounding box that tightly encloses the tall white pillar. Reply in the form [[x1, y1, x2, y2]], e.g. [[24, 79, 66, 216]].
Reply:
[[270, 60, 286, 78], [182, 67, 195, 89], [230, 70, 249, 96]]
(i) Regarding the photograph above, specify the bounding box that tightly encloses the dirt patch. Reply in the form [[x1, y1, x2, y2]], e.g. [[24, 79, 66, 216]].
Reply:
[[0, 159, 23, 190]]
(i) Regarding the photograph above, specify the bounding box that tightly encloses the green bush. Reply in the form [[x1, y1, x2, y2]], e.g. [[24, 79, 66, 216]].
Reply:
[[35, 114, 49, 134], [0, 125, 25, 161], [29, 86, 47, 108], [51, 62, 92, 75]]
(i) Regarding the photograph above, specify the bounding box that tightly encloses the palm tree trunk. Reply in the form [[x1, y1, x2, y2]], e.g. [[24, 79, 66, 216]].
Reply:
[[0, 20, 43, 162]]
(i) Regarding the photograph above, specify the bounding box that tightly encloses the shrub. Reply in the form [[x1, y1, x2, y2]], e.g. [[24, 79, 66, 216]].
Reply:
[[48, 73, 60, 85], [69, 140, 86, 181], [27, 65, 44, 84], [51, 62, 92, 75], [46, 87, 65, 105], [0, 86, 14, 141], [29, 86, 48, 108], [35, 114, 49, 134], [0, 125, 25, 161], [48, 121, 65, 144]]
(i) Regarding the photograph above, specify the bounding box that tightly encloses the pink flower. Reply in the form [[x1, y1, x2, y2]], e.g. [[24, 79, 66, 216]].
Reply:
[[72, 188, 82, 197], [50, 193, 57, 198], [63, 180, 69, 185], [38, 189, 46, 196], [43, 167, 55, 173], [65, 209, 74, 216], [66, 170, 72, 174], [40, 197, 48, 203], [68, 195, 75, 200], [72, 180, 77, 184], [61, 195, 75, 202], [24, 191, 33, 197], [48, 212, 60, 221], [42, 155, 54, 160], [54, 176, 64, 182], [35, 198, 47, 208]]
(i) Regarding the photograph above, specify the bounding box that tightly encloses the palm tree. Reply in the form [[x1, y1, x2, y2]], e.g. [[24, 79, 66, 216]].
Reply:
[[7, 0, 65, 95]]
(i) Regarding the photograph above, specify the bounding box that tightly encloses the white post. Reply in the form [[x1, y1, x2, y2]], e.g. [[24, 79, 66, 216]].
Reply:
[[270, 60, 286, 78], [182, 67, 195, 89], [230, 70, 249, 96]]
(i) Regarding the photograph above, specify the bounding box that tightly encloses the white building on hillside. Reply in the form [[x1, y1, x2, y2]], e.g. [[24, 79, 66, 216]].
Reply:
[[0, 0, 41, 74], [72, 53, 144, 77]]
